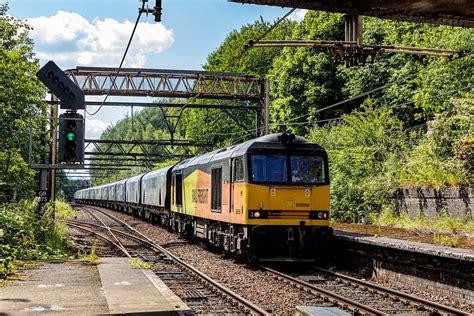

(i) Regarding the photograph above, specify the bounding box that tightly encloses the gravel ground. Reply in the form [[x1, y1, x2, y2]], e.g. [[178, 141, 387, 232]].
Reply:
[[72, 207, 473, 314], [88, 208, 329, 314], [371, 278, 474, 313]]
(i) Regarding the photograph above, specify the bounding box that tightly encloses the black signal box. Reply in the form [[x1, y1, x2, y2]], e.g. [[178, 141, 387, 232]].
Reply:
[[58, 112, 85, 163]]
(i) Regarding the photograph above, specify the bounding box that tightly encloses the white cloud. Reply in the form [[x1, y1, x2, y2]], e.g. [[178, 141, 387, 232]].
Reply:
[[287, 9, 308, 22], [26, 11, 174, 68], [85, 119, 110, 139]]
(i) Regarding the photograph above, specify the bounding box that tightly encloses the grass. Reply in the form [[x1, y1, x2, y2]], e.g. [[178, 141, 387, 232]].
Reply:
[[374, 207, 474, 234], [54, 201, 75, 219], [0, 199, 75, 281], [433, 234, 462, 247], [84, 242, 99, 265], [129, 258, 153, 269]]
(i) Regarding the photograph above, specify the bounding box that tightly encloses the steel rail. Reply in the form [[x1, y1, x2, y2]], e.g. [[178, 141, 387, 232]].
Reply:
[[312, 266, 470, 316], [78, 207, 131, 258], [79, 205, 270, 316], [262, 266, 385, 315], [64, 222, 129, 257], [60, 219, 167, 255]]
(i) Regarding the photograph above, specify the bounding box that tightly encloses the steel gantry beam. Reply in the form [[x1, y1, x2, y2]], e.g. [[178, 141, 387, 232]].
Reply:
[[64, 67, 266, 101], [84, 139, 211, 159], [51, 68, 270, 181]]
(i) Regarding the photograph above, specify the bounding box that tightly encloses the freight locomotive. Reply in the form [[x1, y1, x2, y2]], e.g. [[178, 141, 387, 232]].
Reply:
[[74, 133, 333, 260]]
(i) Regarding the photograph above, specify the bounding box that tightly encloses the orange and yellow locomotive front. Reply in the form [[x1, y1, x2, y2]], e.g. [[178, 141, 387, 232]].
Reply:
[[170, 133, 332, 257], [233, 182, 330, 226]]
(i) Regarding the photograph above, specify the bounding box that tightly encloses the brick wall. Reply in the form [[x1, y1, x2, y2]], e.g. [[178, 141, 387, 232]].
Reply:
[[392, 187, 472, 219]]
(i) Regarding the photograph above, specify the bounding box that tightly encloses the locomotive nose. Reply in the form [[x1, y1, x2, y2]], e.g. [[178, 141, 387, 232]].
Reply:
[[268, 186, 312, 211]]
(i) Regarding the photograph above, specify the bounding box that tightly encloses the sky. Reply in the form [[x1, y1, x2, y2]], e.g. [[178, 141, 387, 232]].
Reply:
[[7, 0, 307, 139]]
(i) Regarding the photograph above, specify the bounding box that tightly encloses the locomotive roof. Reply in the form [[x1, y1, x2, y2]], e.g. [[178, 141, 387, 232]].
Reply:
[[173, 133, 325, 171], [75, 134, 324, 195]]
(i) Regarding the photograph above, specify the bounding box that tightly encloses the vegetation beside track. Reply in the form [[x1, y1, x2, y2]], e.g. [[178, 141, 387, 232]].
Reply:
[[88, 11, 473, 225], [0, 4, 472, 230], [0, 200, 74, 282], [310, 100, 473, 222]]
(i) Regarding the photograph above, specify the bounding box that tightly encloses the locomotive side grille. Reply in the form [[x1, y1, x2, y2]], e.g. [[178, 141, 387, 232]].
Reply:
[[268, 211, 311, 219]]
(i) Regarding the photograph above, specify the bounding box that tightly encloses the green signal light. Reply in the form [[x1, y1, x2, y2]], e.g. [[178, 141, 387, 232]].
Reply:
[[66, 131, 76, 141]]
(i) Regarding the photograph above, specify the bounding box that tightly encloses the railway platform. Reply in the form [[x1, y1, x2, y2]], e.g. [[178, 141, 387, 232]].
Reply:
[[98, 257, 191, 315], [0, 258, 192, 315], [0, 260, 107, 315], [334, 230, 474, 261]]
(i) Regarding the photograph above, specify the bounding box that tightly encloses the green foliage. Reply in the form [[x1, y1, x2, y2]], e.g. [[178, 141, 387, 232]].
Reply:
[[54, 200, 75, 219], [0, 244, 16, 281], [375, 208, 473, 235], [270, 12, 344, 135], [205, 17, 295, 75], [0, 200, 71, 280], [310, 104, 408, 221], [433, 234, 461, 248], [84, 242, 99, 265], [312, 101, 472, 221], [400, 100, 473, 187], [129, 258, 153, 269], [0, 5, 48, 202]]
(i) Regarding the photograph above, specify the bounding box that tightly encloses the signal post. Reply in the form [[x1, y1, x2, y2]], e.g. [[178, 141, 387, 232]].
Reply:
[[32, 61, 86, 224]]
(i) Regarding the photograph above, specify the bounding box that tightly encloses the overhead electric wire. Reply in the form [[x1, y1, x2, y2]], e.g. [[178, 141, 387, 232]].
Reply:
[[245, 8, 296, 50], [278, 52, 473, 125], [86, 1, 146, 116], [388, 84, 474, 109], [226, 8, 296, 70], [192, 8, 298, 142], [218, 82, 473, 140]]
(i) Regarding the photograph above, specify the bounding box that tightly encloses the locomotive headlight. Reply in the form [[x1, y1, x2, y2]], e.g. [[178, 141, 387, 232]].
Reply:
[[310, 211, 329, 220], [249, 210, 268, 219]]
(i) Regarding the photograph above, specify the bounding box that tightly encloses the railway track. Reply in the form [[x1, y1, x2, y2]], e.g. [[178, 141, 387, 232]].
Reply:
[[67, 205, 470, 315], [65, 206, 269, 315], [310, 266, 468, 315], [261, 265, 469, 315]]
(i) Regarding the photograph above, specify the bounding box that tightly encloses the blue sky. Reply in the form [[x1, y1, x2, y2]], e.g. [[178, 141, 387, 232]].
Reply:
[[7, 0, 305, 138]]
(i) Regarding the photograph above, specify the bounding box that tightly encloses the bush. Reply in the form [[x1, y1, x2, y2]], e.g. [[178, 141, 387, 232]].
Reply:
[[0, 200, 72, 280], [310, 98, 473, 223], [400, 99, 473, 187], [310, 103, 408, 222], [375, 207, 473, 235]]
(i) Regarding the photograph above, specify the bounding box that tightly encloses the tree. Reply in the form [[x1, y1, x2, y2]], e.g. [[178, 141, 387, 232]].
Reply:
[[310, 103, 408, 221], [270, 11, 345, 135], [0, 5, 48, 201]]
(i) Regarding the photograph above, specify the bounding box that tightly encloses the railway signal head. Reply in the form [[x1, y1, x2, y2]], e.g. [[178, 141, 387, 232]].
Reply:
[[59, 112, 85, 163], [36, 60, 85, 110]]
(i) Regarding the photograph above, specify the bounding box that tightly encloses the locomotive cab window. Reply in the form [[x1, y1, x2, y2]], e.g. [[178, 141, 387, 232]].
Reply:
[[251, 155, 288, 183], [290, 156, 326, 184], [175, 174, 183, 206], [211, 167, 222, 211]]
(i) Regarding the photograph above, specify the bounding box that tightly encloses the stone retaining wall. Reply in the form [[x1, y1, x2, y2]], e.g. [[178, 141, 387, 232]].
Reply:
[[392, 187, 472, 219]]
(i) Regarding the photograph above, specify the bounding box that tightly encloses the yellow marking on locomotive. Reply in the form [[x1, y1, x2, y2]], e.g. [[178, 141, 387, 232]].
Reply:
[[244, 183, 330, 226], [172, 172, 330, 227]]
